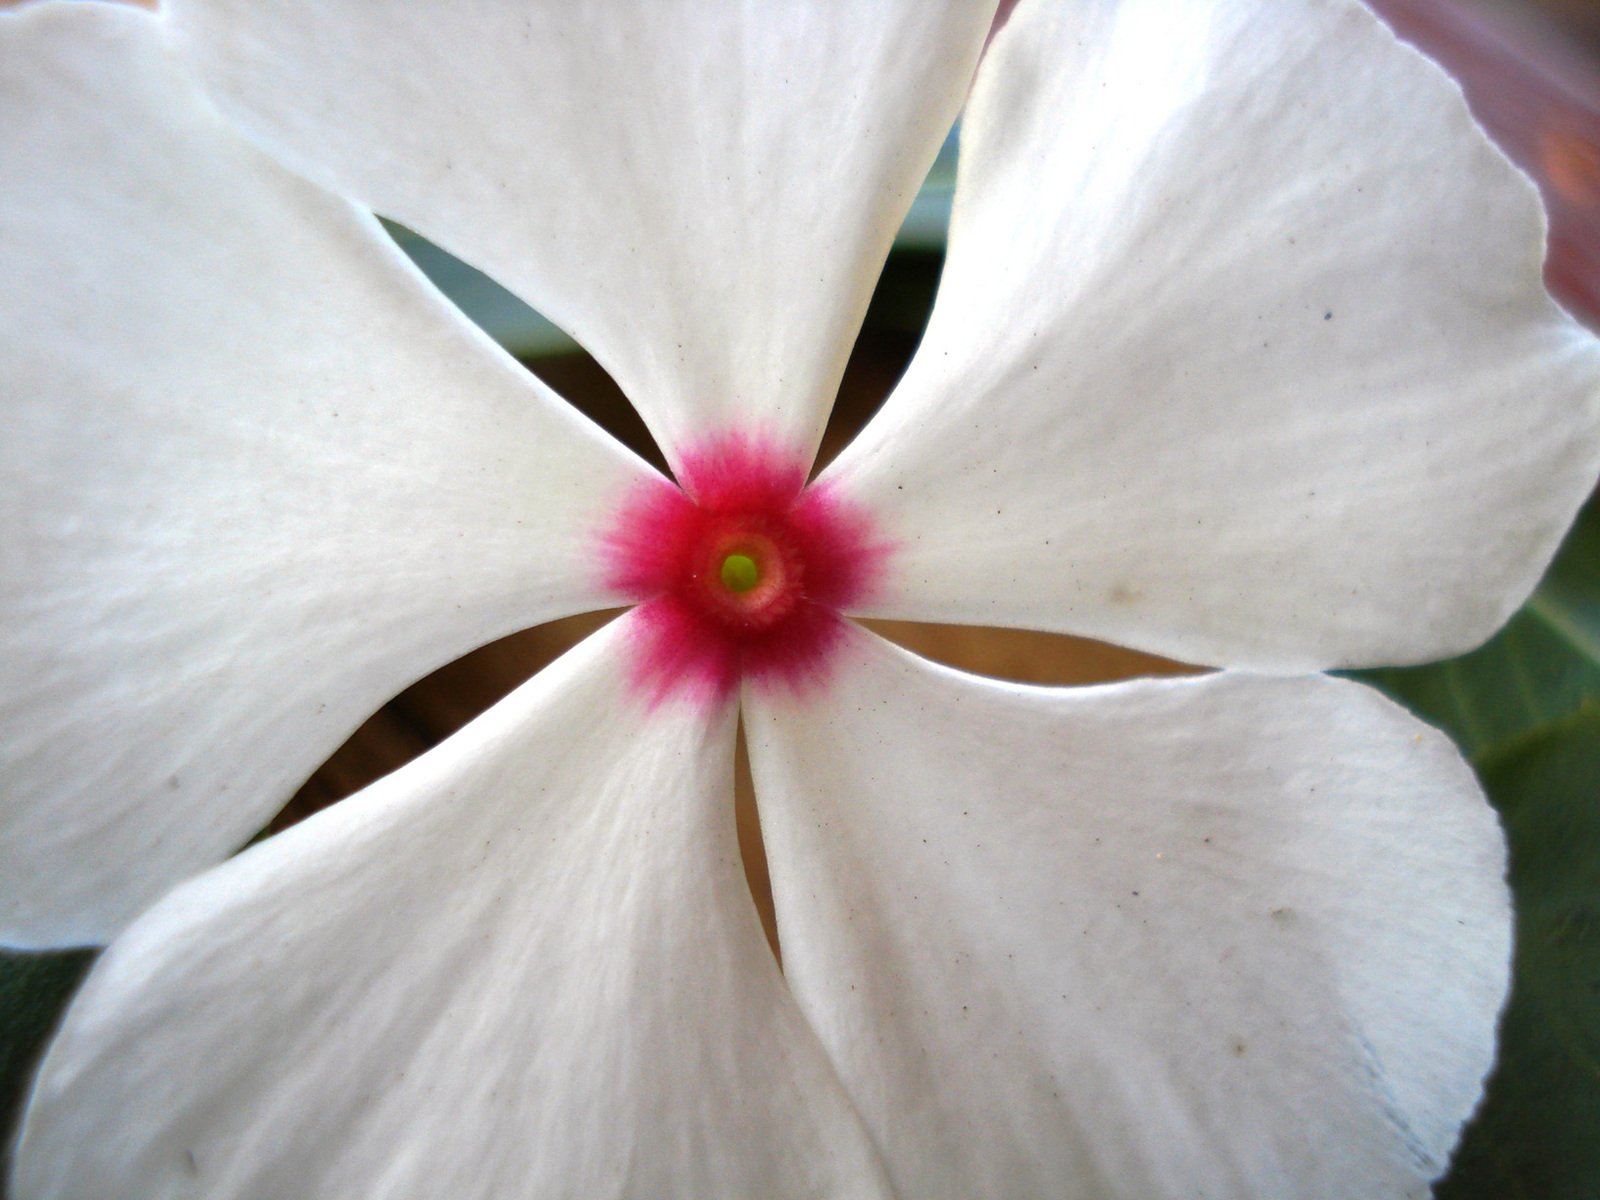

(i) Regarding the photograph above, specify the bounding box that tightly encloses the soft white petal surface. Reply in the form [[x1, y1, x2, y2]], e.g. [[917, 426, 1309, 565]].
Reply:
[[747, 629, 1509, 1199], [826, 0, 1600, 671], [166, 0, 995, 470], [14, 615, 891, 1200], [0, 4, 652, 947]]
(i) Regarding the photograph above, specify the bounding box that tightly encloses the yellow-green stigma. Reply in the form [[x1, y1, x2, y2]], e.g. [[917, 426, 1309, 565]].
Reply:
[[720, 552, 760, 593]]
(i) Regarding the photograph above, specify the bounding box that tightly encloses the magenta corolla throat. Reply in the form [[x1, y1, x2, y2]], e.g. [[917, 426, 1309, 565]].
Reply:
[[602, 433, 889, 706]]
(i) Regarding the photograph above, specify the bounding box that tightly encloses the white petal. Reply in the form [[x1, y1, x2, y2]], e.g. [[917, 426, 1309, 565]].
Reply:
[[13, 615, 892, 1200], [825, 0, 1600, 671], [746, 628, 1510, 1199], [0, 4, 653, 947], [165, 0, 996, 470]]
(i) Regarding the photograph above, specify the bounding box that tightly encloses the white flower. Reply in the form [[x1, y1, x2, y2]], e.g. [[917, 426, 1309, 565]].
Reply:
[[3, 1, 1598, 1197]]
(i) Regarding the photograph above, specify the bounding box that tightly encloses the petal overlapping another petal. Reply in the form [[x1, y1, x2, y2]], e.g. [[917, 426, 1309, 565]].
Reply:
[[747, 629, 1510, 1199], [0, 1, 1571, 1195], [165, 0, 997, 471], [13, 614, 893, 1200], [0, 3, 654, 948], [827, 0, 1600, 672]]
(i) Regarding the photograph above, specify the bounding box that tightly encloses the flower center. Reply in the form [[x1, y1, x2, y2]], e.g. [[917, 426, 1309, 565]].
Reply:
[[720, 553, 759, 593], [601, 432, 889, 707], [688, 518, 802, 633]]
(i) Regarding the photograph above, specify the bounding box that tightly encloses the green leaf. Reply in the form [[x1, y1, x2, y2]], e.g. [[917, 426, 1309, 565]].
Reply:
[[1436, 711, 1600, 1200], [0, 948, 95, 1190], [1354, 499, 1600, 760]]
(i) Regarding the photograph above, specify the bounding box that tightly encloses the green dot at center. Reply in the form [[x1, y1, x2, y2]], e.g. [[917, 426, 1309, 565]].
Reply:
[[720, 553, 760, 593]]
